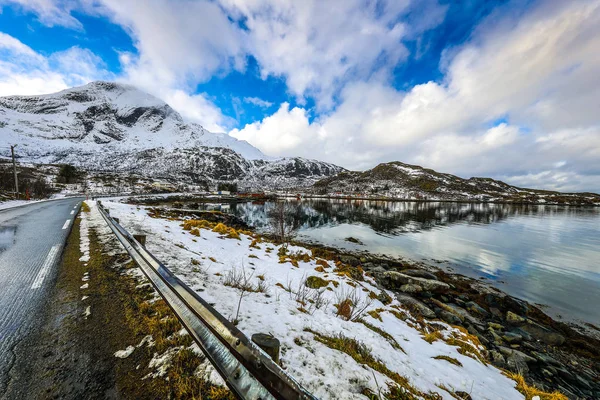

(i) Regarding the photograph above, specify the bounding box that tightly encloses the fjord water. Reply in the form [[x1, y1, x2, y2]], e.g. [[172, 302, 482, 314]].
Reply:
[[226, 200, 600, 325]]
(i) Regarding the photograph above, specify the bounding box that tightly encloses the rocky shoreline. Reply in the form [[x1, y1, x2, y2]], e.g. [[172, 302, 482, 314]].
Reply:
[[126, 199, 600, 398], [296, 242, 600, 400]]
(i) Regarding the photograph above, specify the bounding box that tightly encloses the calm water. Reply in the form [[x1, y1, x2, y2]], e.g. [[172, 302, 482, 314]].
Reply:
[[200, 199, 600, 325]]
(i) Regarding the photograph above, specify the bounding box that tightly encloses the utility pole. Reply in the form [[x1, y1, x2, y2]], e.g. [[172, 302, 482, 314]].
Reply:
[[10, 144, 18, 198]]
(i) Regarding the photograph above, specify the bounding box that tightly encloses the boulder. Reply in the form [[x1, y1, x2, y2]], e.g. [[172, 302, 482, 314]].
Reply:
[[502, 332, 523, 344], [395, 293, 436, 319], [506, 311, 526, 326], [400, 284, 423, 294], [400, 269, 438, 281], [437, 310, 462, 325], [499, 346, 536, 373], [466, 301, 489, 317], [504, 296, 529, 315], [487, 322, 504, 330], [431, 300, 482, 325], [490, 350, 506, 368], [520, 321, 565, 346], [340, 255, 361, 266], [383, 271, 450, 293]]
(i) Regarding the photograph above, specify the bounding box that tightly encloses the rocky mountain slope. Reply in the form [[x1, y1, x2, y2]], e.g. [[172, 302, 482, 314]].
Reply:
[[0, 81, 343, 189], [310, 161, 600, 205]]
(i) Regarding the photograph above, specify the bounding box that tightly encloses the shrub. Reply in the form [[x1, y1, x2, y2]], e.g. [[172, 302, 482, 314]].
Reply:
[[334, 287, 374, 322], [305, 276, 329, 289]]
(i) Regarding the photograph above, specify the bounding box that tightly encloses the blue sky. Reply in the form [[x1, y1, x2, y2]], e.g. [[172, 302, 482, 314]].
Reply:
[[0, 0, 599, 192]]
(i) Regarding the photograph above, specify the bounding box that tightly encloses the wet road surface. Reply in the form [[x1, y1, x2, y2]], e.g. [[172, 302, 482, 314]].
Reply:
[[0, 198, 83, 394]]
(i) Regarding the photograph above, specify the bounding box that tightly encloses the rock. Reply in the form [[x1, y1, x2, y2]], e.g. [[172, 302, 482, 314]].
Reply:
[[431, 300, 482, 325], [490, 350, 506, 368], [511, 328, 533, 342], [362, 262, 374, 269], [542, 369, 554, 378], [489, 307, 503, 319], [502, 332, 523, 344], [400, 284, 422, 294], [438, 310, 462, 325], [489, 329, 504, 346], [476, 333, 489, 345], [484, 293, 502, 308], [520, 321, 566, 346], [574, 376, 593, 391], [487, 322, 504, 330], [454, 391, 472, 400], [400, 269, 438, 281], [394, 293, 436, 319], [370, 266, 386, 275], [376, 291, 393, 305], [466, 301, 489, 317], [504, 296, 529, 315], [506, 311, 526, 326], [382, 271, 450, 293], [499, 346, 536, 373], [340, 255, 360, 266]]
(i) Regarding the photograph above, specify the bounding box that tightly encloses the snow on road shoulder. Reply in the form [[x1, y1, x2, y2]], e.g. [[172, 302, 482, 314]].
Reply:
[[103, 200, 525, 400], [0, 199, 46, 211], [79, 204, 90, 263]]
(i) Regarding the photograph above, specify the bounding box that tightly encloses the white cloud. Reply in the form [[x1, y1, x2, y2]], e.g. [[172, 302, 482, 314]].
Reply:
[[220, 0, 418, 109], [230, 1, 600, 192], [163, 89, 233, 133], [0, 0, 83, 29], [243, 96, 273, 108], [0, 33, 109, 96], [2, 0, 600, 192], [230, 103, 319, 154], [96, 0, 245, 87]]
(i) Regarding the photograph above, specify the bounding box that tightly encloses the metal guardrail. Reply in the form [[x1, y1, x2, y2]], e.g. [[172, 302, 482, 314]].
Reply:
[[97, 202, 317, 400]]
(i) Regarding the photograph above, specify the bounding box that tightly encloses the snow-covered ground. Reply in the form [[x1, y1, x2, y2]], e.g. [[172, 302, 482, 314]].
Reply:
[[100, 199, 525, 400], [0, 199, 50, 211]]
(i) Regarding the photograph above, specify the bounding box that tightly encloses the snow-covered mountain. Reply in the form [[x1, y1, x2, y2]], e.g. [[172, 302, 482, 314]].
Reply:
[[310, 161, 600, 205], [0, 81, 343, 188]]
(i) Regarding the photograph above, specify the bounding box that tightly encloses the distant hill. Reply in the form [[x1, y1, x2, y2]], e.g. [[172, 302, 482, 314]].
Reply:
[[310, 161, 600, 205]]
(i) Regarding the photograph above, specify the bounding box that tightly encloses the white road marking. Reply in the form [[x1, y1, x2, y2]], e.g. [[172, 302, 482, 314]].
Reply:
[[70, 210, 75, 215], [31, 245, 61, 289], [62, 219, 71, 229]]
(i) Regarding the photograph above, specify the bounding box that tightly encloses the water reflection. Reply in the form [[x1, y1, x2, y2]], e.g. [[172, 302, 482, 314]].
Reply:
[[208, 199, 599, 325]]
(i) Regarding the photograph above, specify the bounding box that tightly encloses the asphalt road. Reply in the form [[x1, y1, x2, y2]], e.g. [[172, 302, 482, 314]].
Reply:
[[0, 198, 83, 394]]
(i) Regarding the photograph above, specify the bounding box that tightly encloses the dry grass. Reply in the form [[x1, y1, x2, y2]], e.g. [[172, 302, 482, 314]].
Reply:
[[212, 223, 241, 240], [504, 372, 568, 400], [422, 331, 444, 344], [81, 202, 91, 213], [333, 261, 364, 281], [367, 309, 384, 322], [360, 320, 405, 353], [444, 332, 487, 364], [432, 355, 463, 367], [305, 329, 423, 397], [80, 223, 232, 399]]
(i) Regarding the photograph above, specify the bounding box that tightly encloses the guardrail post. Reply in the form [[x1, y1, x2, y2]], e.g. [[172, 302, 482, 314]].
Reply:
[[113, 217, 120, 224], [133, 234, 146, 247], [251, 333, 280, 364]]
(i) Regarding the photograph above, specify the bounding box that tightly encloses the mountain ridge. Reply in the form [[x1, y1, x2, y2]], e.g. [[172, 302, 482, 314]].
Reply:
[[309, 161, 600, 205], [0, 81, 344, 189]]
